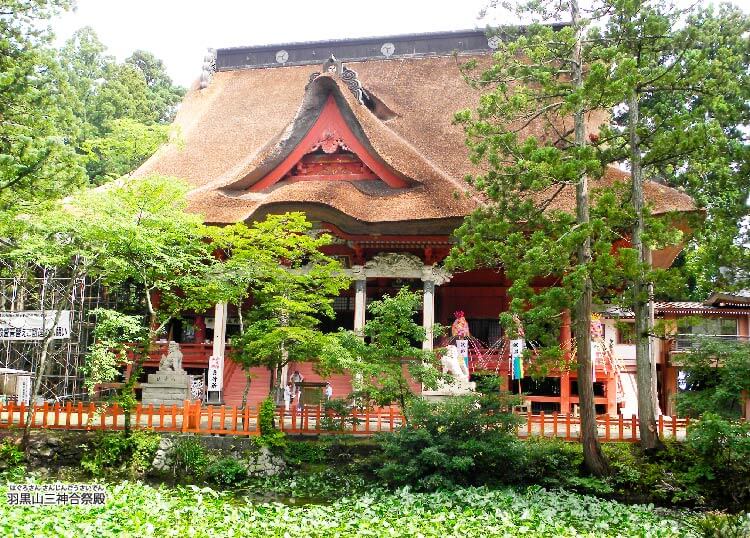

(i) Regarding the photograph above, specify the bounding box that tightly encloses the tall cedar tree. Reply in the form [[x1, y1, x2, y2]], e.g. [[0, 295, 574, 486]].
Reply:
[[448, 3, 629, 474], [591, 0, 750, 450]]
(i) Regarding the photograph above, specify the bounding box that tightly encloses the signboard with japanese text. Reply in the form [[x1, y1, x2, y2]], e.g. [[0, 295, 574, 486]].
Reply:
[[456, 339, 469, 368], [0, 311, 71, 340], [16, 375, 31, 405], [207, 355, 223, 392], [510, 339, 524, 359]]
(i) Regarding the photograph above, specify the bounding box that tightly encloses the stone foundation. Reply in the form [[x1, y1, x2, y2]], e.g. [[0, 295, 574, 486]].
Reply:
[[141, 371, 191, 407]]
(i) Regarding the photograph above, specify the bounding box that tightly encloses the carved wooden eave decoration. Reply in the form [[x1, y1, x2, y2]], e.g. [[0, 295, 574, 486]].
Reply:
[[348, 252, 452, 283], [247, 94, 410, 191]]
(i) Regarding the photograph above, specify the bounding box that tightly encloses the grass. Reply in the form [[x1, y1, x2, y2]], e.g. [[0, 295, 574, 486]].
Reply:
[[0, 480, 694, 537]]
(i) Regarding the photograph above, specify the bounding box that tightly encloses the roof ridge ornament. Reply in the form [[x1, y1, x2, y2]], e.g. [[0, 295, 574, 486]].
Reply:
[[199, 49, 216, 89], [307, 55, 369, 105]]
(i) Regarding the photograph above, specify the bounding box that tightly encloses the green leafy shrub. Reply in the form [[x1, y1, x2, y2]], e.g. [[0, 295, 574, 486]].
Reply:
[[685, 414, 750, 510], [376, 393, 522, 490], [285, 440, 328, 465], [80, 430, 162, 477], [80, 432, 132, 476], [205, 457, 247, 487], [515, 439, 584, 485], [689, 512, 750, 538], [320, 397, 360, 431], [172, 436, 209, 478], [258, 397, 277, 436], [0, 440, 25, 481], [128, 430, 161, 475]]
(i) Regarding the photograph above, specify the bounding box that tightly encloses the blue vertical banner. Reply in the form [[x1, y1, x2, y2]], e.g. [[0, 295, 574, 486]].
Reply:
[[510, 339, 525, 380]]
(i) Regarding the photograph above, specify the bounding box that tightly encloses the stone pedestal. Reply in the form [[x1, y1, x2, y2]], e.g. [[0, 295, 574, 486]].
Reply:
[[141, 370, 191, 407], [422, 378, 477, 402]]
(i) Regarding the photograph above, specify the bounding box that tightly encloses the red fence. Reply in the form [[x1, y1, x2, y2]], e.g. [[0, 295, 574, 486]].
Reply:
[[0, 400, 688, 441]]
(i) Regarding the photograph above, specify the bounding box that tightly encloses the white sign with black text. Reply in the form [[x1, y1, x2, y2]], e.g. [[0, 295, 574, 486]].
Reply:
[[207, 355, 223, 392], [0, 311, 71, 340]]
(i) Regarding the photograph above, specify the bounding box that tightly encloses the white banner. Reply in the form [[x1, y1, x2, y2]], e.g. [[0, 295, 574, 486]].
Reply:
[[0, 311, 71, 340], [207, 355, 223, 392], [510, 339, 524, 359], [456, 339, 469, 367]]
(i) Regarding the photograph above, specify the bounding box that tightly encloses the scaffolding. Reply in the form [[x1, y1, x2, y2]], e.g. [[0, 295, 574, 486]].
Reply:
[[0, 272, 101, 402]]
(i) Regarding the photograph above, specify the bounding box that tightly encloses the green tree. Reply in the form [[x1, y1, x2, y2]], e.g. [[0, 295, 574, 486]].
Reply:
[[448, 7, 622, 474], [125, 50, 185, 123], [320, 288, 442, 413], [218, 214, 350, 404], [0, 0, 86, 210], [81, 118, 170, 184], [0, 198, 102, 444], [69, 176, 223, 429], [592, 0, 750, 450], [58, 27, 185, 184], [676, 338, 750, 419]]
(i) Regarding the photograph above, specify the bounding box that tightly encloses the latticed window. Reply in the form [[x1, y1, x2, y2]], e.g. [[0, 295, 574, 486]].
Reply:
[[333, 296, 354, 311], [676, 317, 738, 350]]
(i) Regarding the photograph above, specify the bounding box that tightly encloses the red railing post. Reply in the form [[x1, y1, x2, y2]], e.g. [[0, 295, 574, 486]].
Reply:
[[526, 413, 532, 437], [552, 412, 558, 439], [230, 406, 238, 434], [604, 414, 611, 441], [206, 405, 214, 433], [8, 402, 16, 427], [658, 415, 664, 438], [222, 405, 229, 433], [181, 400, 190, 433]]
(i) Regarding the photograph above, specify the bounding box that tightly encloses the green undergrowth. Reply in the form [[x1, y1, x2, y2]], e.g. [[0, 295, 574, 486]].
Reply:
[[0, 480, 700, 538]]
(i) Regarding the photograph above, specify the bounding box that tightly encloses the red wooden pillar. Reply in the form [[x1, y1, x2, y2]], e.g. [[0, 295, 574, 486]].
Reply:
[[560, 310, 572, 415], [606, 374, 618, 416], [194, 315, 207, 344]]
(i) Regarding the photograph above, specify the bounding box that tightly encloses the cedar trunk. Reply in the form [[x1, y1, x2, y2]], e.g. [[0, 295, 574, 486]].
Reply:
[[571, 0, 609, 476], [628, 91, 663, 451]]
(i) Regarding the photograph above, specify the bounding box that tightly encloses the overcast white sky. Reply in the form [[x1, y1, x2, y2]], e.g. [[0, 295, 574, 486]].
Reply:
[[53, 0, 747, 88], [53, 0, 495, 87]]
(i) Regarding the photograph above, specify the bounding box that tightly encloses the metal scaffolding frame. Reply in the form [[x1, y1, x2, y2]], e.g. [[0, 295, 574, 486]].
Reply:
[[0, 272, 101, 402]]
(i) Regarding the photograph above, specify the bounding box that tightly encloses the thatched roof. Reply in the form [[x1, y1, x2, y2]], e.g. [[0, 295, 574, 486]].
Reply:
[[134, 42, 695, 229]]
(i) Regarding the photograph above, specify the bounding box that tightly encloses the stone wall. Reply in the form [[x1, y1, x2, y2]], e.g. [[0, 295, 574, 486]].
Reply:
[[0, 430, 285, 477]]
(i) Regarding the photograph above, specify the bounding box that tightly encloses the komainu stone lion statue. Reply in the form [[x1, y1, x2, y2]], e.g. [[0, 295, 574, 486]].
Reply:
[[440, 344, 470, 382], [159, 341, 184, 372]]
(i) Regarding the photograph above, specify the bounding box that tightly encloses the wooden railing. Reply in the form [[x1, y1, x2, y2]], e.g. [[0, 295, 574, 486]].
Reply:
[[0, 400, 689, 441]]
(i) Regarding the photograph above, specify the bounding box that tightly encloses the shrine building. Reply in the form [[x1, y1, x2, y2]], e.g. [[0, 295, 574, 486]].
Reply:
[[131, 29, 727, 415]]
